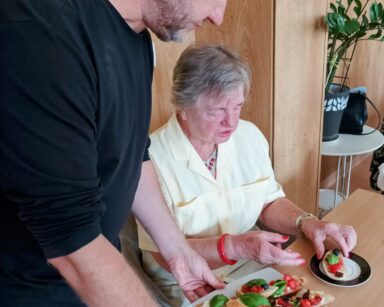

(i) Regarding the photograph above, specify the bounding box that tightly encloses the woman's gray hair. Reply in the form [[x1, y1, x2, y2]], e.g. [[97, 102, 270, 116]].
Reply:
[[171, 44, 251, 109]]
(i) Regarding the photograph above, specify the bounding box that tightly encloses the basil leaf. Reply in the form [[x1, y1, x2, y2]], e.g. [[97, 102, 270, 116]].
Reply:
[[326, 254, 339, 265], [245, 279, 267, 287], [239, 293, 271, 307], [271, 280, 287, 297], [209, 294, 229, 307]]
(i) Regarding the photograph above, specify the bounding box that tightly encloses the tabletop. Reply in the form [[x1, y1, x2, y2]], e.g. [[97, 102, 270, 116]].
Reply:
[[274, 189, 384, 306], [321, 125, 384, 156]]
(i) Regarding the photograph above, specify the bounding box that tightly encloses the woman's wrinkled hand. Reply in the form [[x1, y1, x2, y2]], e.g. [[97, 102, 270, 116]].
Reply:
[[301, 219, 357, 260], [226, 231, 305, 266]]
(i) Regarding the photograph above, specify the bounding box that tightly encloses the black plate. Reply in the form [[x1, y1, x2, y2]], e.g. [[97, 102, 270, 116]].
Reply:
[[309, 252, 371, 287]]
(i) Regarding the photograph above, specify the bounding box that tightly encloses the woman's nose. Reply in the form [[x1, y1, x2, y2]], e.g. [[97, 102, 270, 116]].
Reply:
[[223, 111, 237, 127]]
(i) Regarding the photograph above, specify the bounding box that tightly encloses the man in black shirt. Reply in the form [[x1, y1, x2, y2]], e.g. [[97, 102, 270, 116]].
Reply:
[[0, 0, 228, 305]]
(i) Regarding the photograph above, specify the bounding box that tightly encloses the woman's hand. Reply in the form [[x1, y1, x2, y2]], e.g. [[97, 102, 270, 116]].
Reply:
[[301, 219, 357, 259], [225, 231, 305, 266]]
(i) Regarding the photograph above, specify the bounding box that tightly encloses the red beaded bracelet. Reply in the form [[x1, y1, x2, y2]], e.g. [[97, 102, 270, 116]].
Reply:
[[217, 233, 238, 265]]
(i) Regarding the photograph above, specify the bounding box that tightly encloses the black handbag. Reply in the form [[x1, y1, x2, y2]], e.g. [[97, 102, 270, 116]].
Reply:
[[339, 88, 381, 135]]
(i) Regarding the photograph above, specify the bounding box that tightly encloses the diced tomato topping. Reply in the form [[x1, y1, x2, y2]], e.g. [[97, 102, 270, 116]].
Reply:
[[310, 295, 322, 305], [276, 298, 293, 307], [283, 274, 293, 281], [287, 279, 299, 290], [328, 261, 343, 273], [328, 255, 344, 274], [249, 285, 264, 293], [300, 299, 312, 307], [269, 280, 276, 286], [241, 285, 250, 293]]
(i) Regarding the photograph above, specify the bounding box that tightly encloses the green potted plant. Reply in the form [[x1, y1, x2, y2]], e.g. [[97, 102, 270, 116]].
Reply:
[[323, 0, 384, 141]]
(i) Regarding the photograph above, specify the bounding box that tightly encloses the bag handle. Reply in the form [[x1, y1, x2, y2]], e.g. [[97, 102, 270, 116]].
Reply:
[[359, 91, 381, 136]]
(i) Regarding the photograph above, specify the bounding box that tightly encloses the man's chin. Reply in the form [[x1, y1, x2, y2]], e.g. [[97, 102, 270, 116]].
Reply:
[[154, 28, 187, 43]]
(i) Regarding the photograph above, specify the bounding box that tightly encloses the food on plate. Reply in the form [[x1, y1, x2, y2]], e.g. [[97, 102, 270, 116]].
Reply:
[[197, 294, 229, 307], [196, 273, 334, 307], [268, 274, 306, 298], [237, 278, 278, 298], [321, 249, 345, 279], [226, 293, 271, 307], [271, 288, 335, 307]]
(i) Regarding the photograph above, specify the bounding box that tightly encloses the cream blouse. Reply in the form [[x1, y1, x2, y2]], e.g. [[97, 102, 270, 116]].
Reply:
[[138, 114, 285, 252]]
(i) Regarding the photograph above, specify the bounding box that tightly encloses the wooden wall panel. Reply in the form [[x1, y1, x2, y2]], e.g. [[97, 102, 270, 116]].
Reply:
[[150, 32, 194, 132], [196, 0, 274, 144], [274, 0, 328, 213], [152, 0, 328, 213]]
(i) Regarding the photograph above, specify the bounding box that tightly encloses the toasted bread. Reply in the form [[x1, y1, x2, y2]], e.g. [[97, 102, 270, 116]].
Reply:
[[321, 249, 345, 280], [236, 278, 278, 298], [296, 289, 335, 306], [269, 274, 306, 298], [226, 293, 271, 307]]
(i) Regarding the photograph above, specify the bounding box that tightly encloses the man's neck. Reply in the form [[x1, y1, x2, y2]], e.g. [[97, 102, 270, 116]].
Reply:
[[108, 0, 146, 32]]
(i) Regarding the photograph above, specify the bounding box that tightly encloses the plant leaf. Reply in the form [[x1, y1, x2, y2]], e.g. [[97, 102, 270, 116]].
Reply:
[[338, 5, 346, 16], [336, 15, 346, 32], [368, 28, 382, 39], [378, 3, 383, 18], [354, 0, 362, 10], [356, 30, 366, 38], [353, 6, 362, 17], [370, 2, 378, 22], [345, 19, 360, 34], [374, 2, 381, 19], [330, 3, 337, 13]]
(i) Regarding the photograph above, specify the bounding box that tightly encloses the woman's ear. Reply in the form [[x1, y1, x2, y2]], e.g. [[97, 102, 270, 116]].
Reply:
[[178, 110, 188, 121]]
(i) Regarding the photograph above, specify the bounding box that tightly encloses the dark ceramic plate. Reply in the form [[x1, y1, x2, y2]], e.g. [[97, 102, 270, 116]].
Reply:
[[309, 252, 371, 287]]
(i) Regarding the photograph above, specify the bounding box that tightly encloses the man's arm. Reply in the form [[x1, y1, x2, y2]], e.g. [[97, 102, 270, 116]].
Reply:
[[132, 160, 224, 302], [48, 234, 156, 307]]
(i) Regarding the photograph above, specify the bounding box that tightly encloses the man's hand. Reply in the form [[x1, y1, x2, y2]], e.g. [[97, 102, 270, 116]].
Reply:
[[165, 248, 225, 302], [132, 160, 225, 302], [301, 219, 357, 259]]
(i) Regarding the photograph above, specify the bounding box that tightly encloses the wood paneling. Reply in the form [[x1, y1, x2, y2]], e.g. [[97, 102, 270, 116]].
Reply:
[[151, 0, 329, 213], [150, 32, 194, 132], [273, 0, 328, 212], [196, 0, 274, 144]]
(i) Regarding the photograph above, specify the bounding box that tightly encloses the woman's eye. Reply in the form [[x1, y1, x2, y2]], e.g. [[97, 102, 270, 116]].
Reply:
[[208, 109, 225, 116]]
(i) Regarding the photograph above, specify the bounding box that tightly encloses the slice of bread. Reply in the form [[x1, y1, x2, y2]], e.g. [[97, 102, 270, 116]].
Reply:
[[321, 249, 345, 280]]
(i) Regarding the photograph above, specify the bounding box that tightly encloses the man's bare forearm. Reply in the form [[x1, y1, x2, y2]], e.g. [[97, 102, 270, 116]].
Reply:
[[48, 235, 156, 307], [132, 160, 190, 259]]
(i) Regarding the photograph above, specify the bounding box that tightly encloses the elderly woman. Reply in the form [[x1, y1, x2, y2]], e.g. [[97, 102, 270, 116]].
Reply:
[[136, 44, 356, 306]]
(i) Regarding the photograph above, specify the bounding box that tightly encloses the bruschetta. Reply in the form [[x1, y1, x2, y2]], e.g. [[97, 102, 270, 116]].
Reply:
[[321, 249, 345, 279]]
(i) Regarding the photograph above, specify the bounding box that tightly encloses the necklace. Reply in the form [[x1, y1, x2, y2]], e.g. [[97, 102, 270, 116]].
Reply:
[[204, 145, 218, 176]]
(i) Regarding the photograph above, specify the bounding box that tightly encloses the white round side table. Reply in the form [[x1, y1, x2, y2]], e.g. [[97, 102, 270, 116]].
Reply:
[[319, 125, 384, 212]]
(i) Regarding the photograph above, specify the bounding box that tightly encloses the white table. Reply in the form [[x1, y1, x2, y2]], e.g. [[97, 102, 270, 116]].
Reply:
[[319, 125, 384, 212]]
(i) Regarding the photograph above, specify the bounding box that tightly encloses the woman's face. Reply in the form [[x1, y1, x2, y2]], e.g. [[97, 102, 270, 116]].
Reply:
[[179, 86, 244, 145]]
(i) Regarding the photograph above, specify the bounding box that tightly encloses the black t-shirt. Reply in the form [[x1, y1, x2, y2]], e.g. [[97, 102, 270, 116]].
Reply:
[[0, 0, 153, 305]]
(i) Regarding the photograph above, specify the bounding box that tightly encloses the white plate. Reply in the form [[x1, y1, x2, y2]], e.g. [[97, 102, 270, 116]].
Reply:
[[309, 252, 371, 287], [318, 257, 361, 281], [190, 267, 282, 306]]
